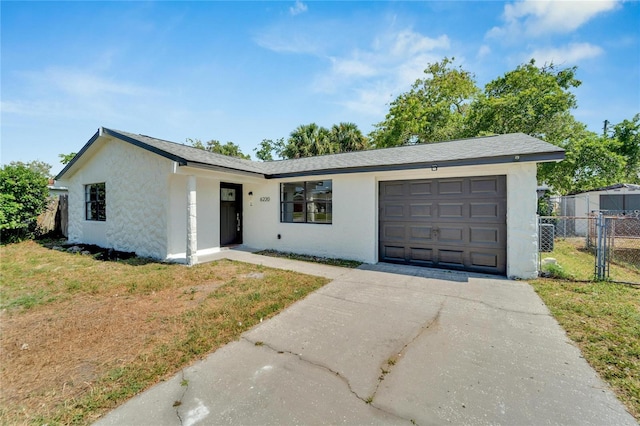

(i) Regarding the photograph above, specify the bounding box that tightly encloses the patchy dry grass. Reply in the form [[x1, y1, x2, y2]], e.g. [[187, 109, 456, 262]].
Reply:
[[0, 240, 329, 425], [532, 239, 640, 420]]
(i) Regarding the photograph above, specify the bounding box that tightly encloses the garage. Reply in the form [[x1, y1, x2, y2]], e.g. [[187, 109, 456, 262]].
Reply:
[[379, 175, 507, 274]]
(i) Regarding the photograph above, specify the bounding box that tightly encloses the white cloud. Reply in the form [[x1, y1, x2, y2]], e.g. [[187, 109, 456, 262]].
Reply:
[[256, 18, 453, 118], [254, 30, 323, 55], [488, 0, 620, 38], [341, 84, 395, 117], [289, 0, 308, 16], [311, 30, 451, 116], [1, 67, 160, 124], [528, 42, 604, 64], [330, 57, 377, 78], [26, 67, 157, 98], [1, 100, 70, 117], [391, 31, 449, 56], [477, 45, 491, 59]]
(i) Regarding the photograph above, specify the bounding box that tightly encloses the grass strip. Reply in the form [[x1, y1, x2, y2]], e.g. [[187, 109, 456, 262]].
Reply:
[[255, 249, 362, 268]]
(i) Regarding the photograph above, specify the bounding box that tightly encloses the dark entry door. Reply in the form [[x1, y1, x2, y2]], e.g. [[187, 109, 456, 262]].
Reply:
[[220, 183, 242, 246], [379, 176, 507, 274]]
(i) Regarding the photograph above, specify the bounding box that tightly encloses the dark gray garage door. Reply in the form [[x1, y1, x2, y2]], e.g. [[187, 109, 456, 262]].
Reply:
[[379, 176, 507, 274]]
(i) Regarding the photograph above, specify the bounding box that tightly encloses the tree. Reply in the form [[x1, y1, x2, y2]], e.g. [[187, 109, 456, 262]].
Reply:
[[9, 160, 52, 179], [254, 122, 370, 160], [282, 123, 332, 158], [59, 152, 77, 165], [466, 60, 581, 143], [254, 138, 286, 161], [370, 57, 479, 148], [610, 114, 640, 183], [538, 132, 627, 195], [188, 139, 250, 160], [329, 122, 370, 152], [0, 162, 51, 242]]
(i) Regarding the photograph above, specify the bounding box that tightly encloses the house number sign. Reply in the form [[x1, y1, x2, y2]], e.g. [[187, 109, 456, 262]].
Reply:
[[260, 197, 270, 202]]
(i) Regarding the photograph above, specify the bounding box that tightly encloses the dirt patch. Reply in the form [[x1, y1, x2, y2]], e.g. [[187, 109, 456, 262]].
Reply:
[[46, 241, 138, 261], [0, 282, 223, 415]]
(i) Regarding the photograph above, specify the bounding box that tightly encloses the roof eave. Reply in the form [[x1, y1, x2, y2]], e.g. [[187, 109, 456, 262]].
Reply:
[[184, 161, 266, 178], [103, 128, 188, 165], [265, 151, 565, 179]]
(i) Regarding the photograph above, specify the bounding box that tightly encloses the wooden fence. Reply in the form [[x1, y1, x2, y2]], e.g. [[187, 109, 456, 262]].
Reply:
[[36, 195, 68, 237]]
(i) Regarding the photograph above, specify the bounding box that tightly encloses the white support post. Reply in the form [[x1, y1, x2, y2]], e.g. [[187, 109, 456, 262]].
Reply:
[[186, 175, 198, 266]]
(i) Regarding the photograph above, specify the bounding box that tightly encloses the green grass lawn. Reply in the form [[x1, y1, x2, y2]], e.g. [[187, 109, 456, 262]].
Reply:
[[539, 238, 640, 283], [532, 239, 640, 420]]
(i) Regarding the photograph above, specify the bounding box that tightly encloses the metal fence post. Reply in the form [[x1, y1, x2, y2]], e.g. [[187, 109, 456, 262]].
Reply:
[[595, 212, 603, 280], [594, 212, 611, 280]]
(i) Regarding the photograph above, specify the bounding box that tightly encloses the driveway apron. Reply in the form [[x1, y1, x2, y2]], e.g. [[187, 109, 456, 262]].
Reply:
[[95, 255, 636, 426]]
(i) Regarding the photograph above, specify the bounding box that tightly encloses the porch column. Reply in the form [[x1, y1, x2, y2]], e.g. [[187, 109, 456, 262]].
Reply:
[[186, 175, 198, 266]]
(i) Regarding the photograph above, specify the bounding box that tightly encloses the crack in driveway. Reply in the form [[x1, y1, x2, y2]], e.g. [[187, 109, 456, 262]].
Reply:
[[441, 293, 550, 316], [241, 297, 447, 426], [369, 300, 445, 403], [241, 337, 416, 424], [174, 369, 187, 426], [335, 279, 548, 317]]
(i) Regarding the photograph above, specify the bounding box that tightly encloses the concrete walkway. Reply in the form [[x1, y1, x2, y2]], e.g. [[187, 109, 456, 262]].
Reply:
[[95, 250, 636, 425]]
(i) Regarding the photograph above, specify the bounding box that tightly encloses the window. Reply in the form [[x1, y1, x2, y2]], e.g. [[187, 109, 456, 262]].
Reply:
[[85, 183, 106, 221], [281, 180, 332, 224], [221, 187, 236, 201]]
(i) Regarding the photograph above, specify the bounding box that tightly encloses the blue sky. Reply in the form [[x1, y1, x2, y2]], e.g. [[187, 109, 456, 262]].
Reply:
[[2, 1, 639, 175]]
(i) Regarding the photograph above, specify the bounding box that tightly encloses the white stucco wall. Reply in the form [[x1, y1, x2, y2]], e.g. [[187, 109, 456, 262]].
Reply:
[[243, 173, 378, 263], [60, 137, 172, 259], [243, 162, 540, 279], [505, 163, 539, 279]]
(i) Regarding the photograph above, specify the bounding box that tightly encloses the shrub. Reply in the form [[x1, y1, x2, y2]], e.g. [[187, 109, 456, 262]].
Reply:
[[541, 262, 575, 280], [0, 163, 50, 243]]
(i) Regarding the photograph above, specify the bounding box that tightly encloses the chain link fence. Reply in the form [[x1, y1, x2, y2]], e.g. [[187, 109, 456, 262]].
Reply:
[[538, 213, 640, 283], [601, 212, 640, 272]]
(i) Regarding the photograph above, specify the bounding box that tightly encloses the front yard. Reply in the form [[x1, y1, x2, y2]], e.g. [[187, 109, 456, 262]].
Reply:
[[0, 240, 329, 425], [1, 239, 638, 423]]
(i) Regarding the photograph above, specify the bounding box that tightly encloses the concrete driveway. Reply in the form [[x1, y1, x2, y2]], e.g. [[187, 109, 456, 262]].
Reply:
[[95, 252, 636, 425]]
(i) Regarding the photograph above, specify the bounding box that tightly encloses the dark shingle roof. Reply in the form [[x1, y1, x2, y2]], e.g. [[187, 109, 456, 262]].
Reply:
[[259, 132, 564, 177], [107, 129, 265, 175], [56, 127, 564, 180]]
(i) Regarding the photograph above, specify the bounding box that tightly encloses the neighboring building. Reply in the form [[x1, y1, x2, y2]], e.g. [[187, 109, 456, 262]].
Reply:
[[47, 178, 68, 197], [553, 184, 640, 218], [56, 128, 565, 279]]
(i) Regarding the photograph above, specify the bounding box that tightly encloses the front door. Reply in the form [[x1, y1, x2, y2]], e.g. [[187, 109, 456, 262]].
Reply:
[[220, 183, 242, 246]]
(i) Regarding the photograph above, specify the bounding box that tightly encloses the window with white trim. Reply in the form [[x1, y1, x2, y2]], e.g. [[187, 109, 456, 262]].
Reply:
[[280, 180, 332, 224], [85, 183, 106, 221]]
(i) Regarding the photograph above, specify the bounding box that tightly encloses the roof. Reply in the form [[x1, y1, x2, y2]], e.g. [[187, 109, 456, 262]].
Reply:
[[56, 127, 565, 180], [570, 183, 640, 195]]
